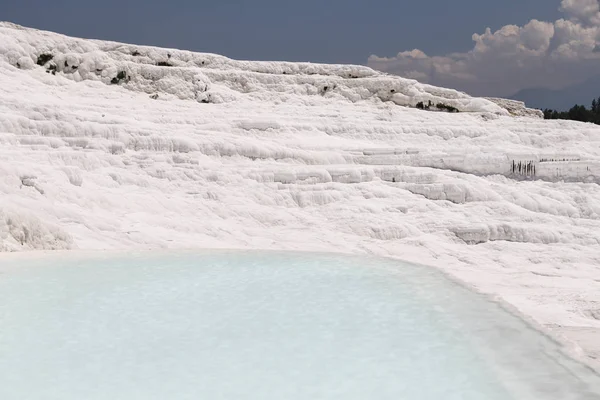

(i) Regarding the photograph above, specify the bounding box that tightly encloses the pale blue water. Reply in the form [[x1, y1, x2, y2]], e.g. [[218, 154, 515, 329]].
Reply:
[[0, 251, 599, 400]]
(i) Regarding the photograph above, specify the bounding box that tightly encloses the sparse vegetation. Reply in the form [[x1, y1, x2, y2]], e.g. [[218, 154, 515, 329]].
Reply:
[[156, 61, 173, 67], [111, 71, 128, 85], [36, 53, 53, 66], [416, 101, 430, 110], [436, 103, 459, 113], [416, 101, 458, 113], [321, 84, 337, 95]]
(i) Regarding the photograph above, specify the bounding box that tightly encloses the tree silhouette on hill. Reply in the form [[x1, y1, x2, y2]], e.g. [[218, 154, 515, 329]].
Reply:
[[543, 97, 600, 124]]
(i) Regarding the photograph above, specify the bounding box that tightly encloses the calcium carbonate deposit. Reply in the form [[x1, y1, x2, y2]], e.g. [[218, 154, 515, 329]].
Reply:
[[1, 22, 599, 370]]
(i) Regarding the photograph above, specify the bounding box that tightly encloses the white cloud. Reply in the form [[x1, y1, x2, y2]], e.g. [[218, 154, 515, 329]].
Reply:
[[560, 0, 600, 25], [368, 0, 600, 97]]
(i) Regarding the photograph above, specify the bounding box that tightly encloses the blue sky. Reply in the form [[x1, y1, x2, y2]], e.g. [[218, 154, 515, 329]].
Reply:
[[1, 0, 560, 64]]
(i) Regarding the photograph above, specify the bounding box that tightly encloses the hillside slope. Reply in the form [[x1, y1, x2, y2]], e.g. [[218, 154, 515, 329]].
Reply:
[[511, 75, 600, 111], [1, 23, 600, 368]]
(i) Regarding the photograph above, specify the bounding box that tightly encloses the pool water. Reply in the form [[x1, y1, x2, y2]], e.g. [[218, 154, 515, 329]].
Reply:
[[1, 251, 599, 399]]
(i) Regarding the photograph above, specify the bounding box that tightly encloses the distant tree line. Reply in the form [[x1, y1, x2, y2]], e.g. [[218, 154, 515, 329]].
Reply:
[[543, 97, 600, 124]]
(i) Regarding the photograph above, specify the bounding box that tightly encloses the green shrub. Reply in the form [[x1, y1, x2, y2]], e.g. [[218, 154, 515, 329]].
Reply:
[[36, 54, 53, 66], [417, 101, 458, 113], [436, 103, 459, 113], [111, 71, 128, 85], [117, 71, 127, 80]]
